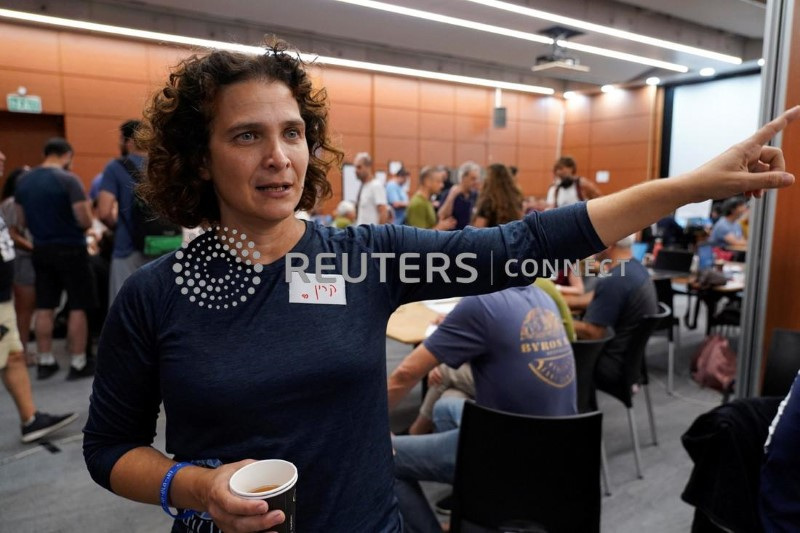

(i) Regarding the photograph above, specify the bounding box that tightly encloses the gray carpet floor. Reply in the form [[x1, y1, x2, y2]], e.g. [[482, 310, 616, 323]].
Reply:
[[0, 296, 728, 532]]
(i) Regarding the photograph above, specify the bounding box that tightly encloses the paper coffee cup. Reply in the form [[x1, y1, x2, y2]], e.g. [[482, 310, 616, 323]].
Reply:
[[229, 459, 298, 533]]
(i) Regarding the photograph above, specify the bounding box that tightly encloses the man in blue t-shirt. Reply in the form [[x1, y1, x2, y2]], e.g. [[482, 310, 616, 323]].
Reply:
[[385, 167, 410, 225], [571, 236, 658, 395], [97, 120, 150, 305], [14, 137, 96, 381], [387, 285, 576, 531]]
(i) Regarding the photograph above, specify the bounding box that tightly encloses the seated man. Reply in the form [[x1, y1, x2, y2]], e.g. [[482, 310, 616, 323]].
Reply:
[[571, 236, 658, 395], [388, 284, 577, 532]]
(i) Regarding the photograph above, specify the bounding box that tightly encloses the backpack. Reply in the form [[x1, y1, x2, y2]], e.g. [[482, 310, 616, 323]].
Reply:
[[691, 334, 737, 393], [118, 157, 183, 257]]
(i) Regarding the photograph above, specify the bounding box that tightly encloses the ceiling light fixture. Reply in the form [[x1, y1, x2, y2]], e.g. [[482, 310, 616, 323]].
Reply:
[[563, 91, 577, 99], [601, 84, 616, 93], [0, 7, 553, 95], [645, 77, 660, 86], [334, 0, 688, 72], [699, 67, 716, 77], [460, 0, 742, 64]]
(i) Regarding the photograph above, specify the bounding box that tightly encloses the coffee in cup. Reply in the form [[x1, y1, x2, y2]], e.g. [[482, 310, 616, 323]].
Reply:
[[229, 459, 298, 533]]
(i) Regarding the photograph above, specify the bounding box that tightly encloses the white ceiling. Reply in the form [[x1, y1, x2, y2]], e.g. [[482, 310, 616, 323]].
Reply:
[[7, 0, 768, 89]]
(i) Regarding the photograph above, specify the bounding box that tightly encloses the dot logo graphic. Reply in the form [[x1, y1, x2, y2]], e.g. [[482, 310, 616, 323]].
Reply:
[[173, 227, 263, 310]]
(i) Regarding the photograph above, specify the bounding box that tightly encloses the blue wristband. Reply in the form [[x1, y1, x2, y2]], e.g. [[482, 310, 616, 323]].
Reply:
[[160, 462, 197, 520]]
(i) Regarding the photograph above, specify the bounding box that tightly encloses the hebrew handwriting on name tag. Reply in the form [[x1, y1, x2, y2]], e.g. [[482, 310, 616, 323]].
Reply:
[[290, 273, 346, 305]]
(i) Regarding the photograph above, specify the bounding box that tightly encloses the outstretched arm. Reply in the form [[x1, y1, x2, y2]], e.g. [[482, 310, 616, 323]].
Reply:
[[587, 106, 799, 246]]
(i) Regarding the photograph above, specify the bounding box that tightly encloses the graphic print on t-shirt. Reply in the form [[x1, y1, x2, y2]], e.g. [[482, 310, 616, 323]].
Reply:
[[172, 226, 264, 310], [519, 307, 574, 388]]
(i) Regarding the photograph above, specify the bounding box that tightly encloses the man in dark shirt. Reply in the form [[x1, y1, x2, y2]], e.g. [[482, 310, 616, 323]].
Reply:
[[572, 236, 658, 389], [438, 161, 481, 230], [14, 138, 96, 380]]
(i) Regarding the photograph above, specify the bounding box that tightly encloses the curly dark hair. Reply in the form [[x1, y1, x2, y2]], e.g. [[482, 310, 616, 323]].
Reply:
[[137, 38, 342, 227], [474, 163, 523, 227]]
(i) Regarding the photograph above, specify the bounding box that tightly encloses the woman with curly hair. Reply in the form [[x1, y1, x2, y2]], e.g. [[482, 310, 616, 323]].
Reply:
[[472, 163, 524, 227], [81, 36, 799, 533]]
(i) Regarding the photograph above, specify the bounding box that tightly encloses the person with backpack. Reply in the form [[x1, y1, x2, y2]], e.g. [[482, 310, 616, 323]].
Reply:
[[546, 156, 602, 208], [98, 120, 181, 305]]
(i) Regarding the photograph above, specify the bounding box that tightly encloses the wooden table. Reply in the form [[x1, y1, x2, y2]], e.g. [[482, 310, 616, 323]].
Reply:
[[386, 300, 460, 345]]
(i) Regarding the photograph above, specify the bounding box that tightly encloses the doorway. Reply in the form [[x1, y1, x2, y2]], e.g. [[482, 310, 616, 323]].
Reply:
[[0, 111, 65, 178]]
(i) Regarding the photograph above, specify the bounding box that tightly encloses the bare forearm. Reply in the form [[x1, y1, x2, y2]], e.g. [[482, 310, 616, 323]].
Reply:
[[110, 447, 209, 511], [587, 175, 695, 246]]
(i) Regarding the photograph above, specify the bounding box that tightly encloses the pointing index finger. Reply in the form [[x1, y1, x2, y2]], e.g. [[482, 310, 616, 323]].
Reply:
[[748, 105, 800, 146]]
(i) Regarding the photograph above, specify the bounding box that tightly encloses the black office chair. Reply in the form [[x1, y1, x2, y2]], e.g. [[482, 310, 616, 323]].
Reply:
[[572, 329, 614, 413], [761, 328, 800, 397], [653, 279, 679, 394], [595, 302, 670, 479], [451, 402, 603, 533], [572, 330, 614, 496]]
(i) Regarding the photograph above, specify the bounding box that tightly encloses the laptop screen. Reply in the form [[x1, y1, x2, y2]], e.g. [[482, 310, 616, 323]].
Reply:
[[632, 242, 648, 262]]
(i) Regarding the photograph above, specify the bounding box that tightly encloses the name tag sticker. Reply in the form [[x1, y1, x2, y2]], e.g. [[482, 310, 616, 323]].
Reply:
[[289, 273, 347, 305]]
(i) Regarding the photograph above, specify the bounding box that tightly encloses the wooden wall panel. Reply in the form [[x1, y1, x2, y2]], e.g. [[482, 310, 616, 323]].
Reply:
[[561, 87, 657, 195], [518, 121, 549, 147], [65, 116, 122, 156], [487, 144, 517, 167], [328, 103, 371, 135], [764, 6, 800, 351], [419, 112, 455, 141], [374, 107, 418, 138], [146, 44, 193, 86], [590, 116, 650, 143], [520, 95, 562, 123], [455, 115, 489, 144], [455, 143, 487, 166], [59, 33, 149, 81], [374, 137, 418, 168], [589, 143, 650, 170], [0, 70, 64, 114], [563, 121, 590, 148], [321, 69, 373, 106], [336, 133, 372, 163], [564, 97, 591, 123], [419, 81, 455, 112], [420, 140, 455, 167], [0, 23, 60, 73], [374, 75, 419, 109], [70, 154, 110, 188], [455, 86, 490, 116], [62, 76, 151, 119], [489, 120, 518, 145]]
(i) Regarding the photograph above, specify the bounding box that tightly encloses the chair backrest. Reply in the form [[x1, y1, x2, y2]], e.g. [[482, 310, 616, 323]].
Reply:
[[572, 329, 614, 413], [451, 402, 603, 533], [762, 329, 800, 397], [653, 249, 694, 273], [603, 302, 671, 406]]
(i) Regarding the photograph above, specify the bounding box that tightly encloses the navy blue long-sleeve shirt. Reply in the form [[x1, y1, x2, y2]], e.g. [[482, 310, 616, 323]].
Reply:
[[83, 203, 604, 532]]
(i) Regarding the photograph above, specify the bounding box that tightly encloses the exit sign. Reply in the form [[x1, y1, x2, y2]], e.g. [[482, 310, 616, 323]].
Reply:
[[6, 94, 42, 114]]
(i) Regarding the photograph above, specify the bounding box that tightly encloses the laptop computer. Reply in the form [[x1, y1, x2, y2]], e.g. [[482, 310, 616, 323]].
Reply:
[[651, 249, 694, 279]]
